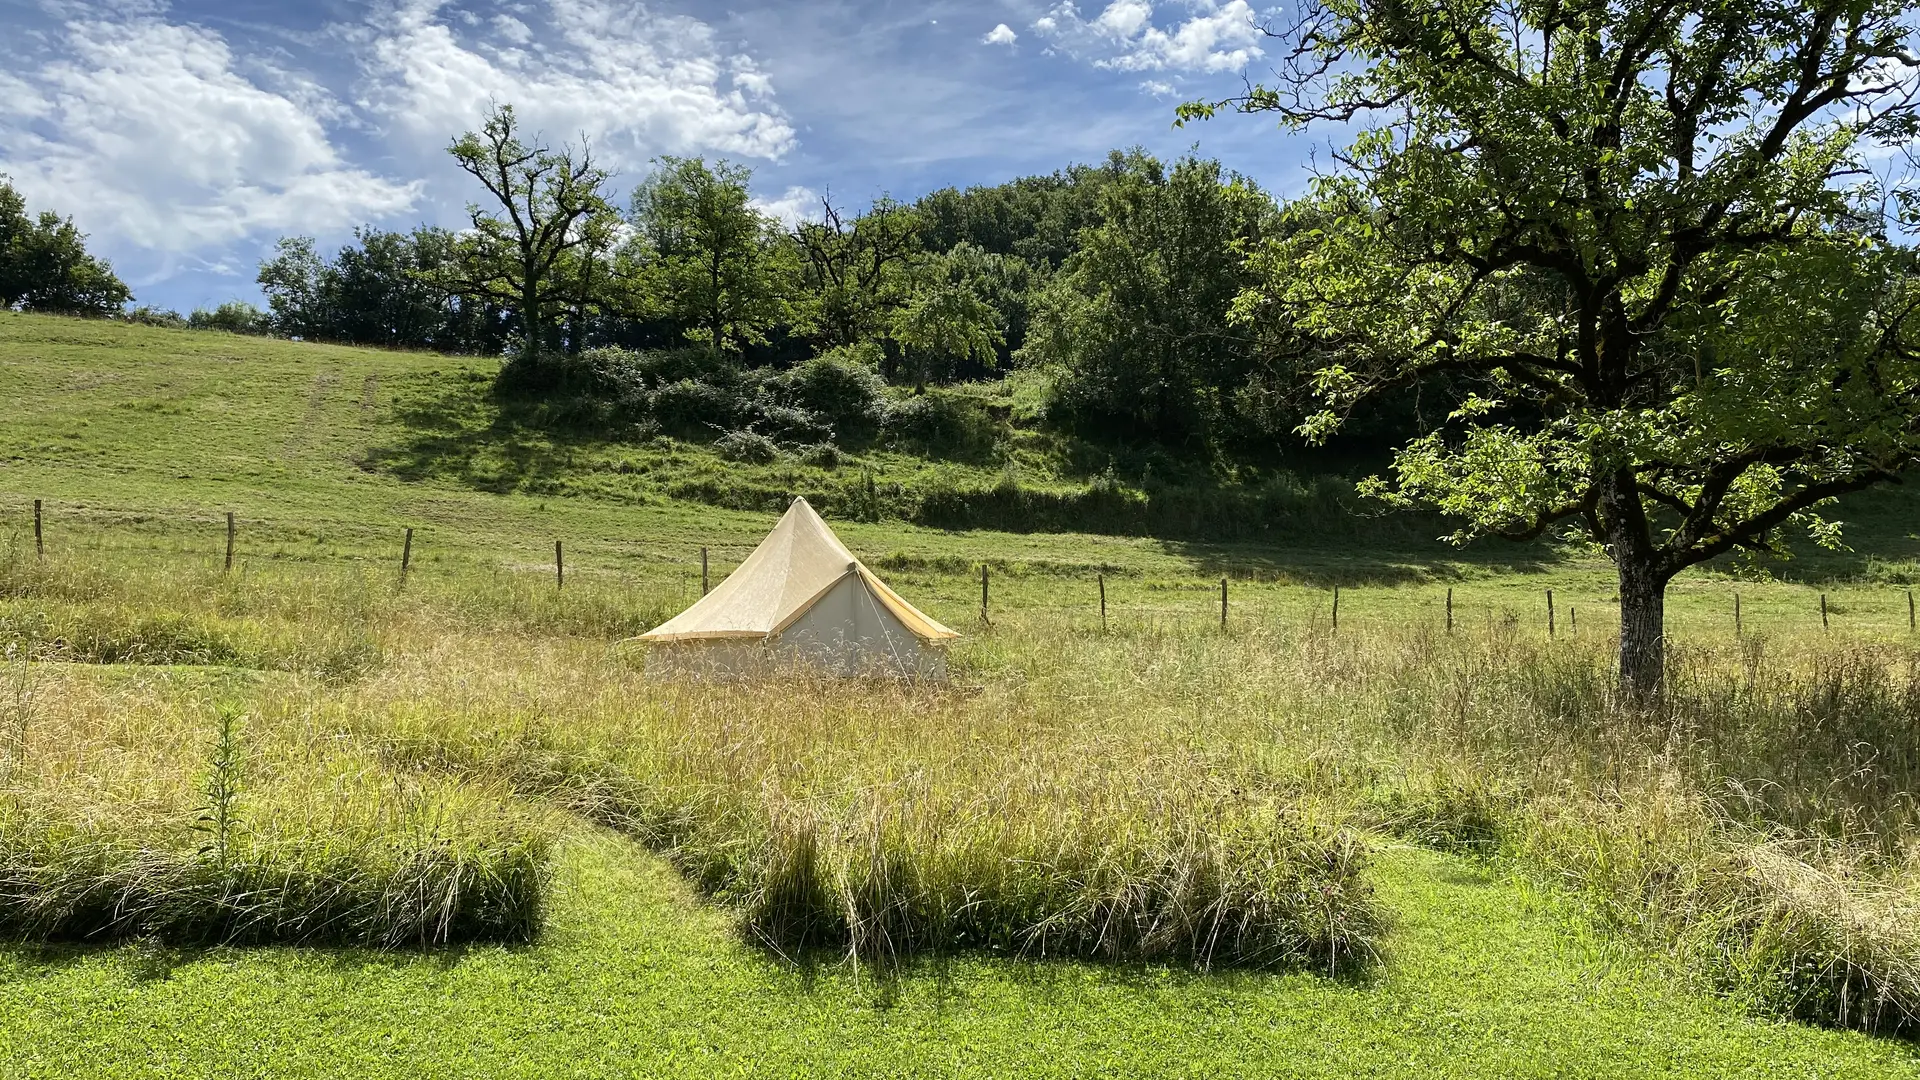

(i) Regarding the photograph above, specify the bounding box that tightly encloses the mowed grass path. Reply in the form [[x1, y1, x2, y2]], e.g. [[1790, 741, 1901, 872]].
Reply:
[[6, 313, 1920, 1074], [3, 830, 1915, 1079]]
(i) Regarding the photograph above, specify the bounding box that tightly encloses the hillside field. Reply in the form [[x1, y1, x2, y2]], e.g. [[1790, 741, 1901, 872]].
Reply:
[[5, 312, 1920, 1077]]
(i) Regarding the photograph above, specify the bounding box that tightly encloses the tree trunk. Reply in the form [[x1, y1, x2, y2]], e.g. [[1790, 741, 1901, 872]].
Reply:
[[522, 274, 542, 360], [1616, 555, 1668, 704]]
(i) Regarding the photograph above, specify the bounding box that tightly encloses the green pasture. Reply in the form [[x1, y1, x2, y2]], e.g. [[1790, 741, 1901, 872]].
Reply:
[[6, 312, 1920, 1076]]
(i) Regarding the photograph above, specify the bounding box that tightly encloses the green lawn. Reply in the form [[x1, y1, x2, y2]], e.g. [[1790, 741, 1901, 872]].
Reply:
[[6, 312, 1920, 1075], [3, 829, 1913, 1079]]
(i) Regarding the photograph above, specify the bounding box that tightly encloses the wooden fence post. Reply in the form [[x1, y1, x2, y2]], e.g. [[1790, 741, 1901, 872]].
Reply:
[[225, 512, 235, 572], [1445, 587, 1453, 634], [555, 541, 564, 590], [401, 528, 414, 576], [1570, 605, 1576, 633], [1098, 573, 1107, 632], [1332, 587, 1341, 633], [701, 547, 710, 595], [33, 500, 42, 560], [1820, 593, 1828, 632], [980, 564, 990, 625], [1546, 588, 1555, 638], [1220, 577, 1228, 630], [1909, 589, 1915, 633]]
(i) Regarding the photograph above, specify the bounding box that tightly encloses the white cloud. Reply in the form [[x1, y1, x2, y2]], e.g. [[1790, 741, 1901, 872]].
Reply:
[[1093, 1, 1152, 39], [0, 15, 418, 265], [1139, 79, 1177, 97], [492, 14, 534, 45], [352, 0, 796, 170], [1033, 1, 1265, 74], [983, 23, 1017, 46], [752, 184, 822, 227]]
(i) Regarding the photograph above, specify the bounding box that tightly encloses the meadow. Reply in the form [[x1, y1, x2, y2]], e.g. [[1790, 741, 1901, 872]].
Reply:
[[6, 311, 1920, 1075]]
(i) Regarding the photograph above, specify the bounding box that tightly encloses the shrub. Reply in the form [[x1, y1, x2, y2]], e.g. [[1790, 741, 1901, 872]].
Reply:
[[777, 347, 887, 444], [651, 378, 745, 435], [187, 301, 272, 336], [798, 443, 843, 469], [883, 391, 1000, 460], [714, 430, 781, 464], [121, 307, 188, 330]]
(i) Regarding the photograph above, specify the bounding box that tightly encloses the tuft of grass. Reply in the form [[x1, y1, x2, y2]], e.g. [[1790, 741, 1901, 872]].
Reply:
[[0, 664, 554, 948], [368, 666, 1379, 973]]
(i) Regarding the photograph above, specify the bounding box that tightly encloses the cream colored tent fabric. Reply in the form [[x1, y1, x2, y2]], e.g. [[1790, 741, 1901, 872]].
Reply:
[[640, 497, 959, 678]]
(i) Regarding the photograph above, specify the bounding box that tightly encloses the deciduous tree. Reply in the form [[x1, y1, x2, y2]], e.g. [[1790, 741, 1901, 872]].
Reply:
[[1186, 0, 1920, 698], [446, 104, 615, 358]]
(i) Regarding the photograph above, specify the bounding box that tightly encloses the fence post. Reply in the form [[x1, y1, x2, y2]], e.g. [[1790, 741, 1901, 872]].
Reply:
[[1332, 587, 1341, 633], [701, 547, 710, 595], [980, 564, 990, 625], [401, 527, 414, 576], [1734, 591, 1741, 636], [555, 541, 564, 590], [1098, 573, 1107, 632], [1820, 593, 1828, 632], [1546, 588, 1555, 638], [33, 500, 42, 560], [1445, 587, 1453, 634], [225, 511, 235, 572], [1220, 577, 1228, 630], [1570, 605, 1576, 633], [1910, 589, 1915, 633]]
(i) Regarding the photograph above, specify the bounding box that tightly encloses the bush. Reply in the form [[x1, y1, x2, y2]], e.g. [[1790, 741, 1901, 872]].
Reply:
[[777, 346, 887, 444], [121, 307, 187, 330], [187, 301, 272, 336], [653, 379, 746, 435], [797, 443, 843, 469], [883, 391, 1001, 460], [714, 430, 781, 464]]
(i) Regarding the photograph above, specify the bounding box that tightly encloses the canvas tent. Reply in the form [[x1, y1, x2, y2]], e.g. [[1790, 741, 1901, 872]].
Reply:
[[639, 498, 959, 679]]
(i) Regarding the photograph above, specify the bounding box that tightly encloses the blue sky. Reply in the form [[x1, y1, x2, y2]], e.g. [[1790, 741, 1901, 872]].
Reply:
[[0, 0, 1321, 312]]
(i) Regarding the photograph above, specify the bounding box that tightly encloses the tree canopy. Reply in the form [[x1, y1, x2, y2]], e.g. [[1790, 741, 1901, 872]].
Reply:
[[0, 181, 130, 316], [444, 104, 616, 359], [1185, 0, 1920, 696]]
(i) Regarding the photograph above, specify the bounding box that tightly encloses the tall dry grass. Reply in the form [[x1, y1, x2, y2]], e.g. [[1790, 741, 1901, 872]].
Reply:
[[0, 649, 551, 947], [356, 633, 1376, 971], [6, 543, 1920, 1028]]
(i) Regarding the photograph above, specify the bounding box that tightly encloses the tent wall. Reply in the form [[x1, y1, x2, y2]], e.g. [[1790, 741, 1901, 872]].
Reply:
[[647, 575, 948, 682], [774, 574, 946, 680]]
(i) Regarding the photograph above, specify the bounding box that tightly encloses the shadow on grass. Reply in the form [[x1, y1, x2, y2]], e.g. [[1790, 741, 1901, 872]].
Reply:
[[1161, 534, 1565, 588], [0, 934, 528, 985]]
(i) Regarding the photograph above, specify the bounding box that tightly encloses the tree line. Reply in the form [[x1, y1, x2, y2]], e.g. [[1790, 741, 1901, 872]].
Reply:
[[0, 108, 1351, 461], [239, 106, 1303, 458]]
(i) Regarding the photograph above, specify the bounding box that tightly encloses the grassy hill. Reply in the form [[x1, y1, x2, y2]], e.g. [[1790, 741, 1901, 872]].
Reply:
[[4, 312, 1920, 1077]]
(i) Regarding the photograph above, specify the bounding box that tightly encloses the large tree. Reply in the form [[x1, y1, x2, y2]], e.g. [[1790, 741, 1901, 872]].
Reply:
[[1186, 0, 1920, 698], [792, 193, 923, 350], [0, 181, 130, 316], [625, 157, 792, 356], [1021, 153, 1279, 450], [446, 104, 615, 358], [892, 243, 1007, 390]]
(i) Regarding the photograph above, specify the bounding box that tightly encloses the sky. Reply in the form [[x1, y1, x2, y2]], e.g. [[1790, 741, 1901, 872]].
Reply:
[[0, 0, 1323, 312]]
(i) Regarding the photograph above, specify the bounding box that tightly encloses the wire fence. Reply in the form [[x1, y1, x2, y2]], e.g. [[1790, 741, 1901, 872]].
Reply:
[[12, 496, 1920, 643]]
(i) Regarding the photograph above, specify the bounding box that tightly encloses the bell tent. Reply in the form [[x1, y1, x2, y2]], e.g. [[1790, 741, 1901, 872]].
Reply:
[[639, 498, 959, 679]]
